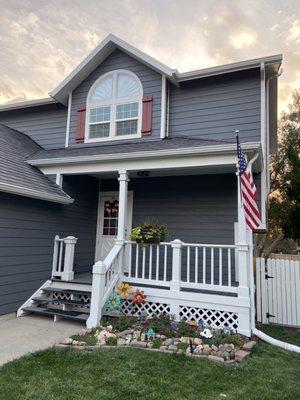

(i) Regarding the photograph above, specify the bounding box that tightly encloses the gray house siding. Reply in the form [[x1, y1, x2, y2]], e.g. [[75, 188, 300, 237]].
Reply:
[[0, 104, 67, 149], [169, 69, 261, 143], [0, 175, 98, 315], [101, 174, 238, 244], [68, 49, 162, 146]]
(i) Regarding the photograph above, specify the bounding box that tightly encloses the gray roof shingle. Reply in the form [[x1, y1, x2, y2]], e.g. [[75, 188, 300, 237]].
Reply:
[[0, 124, 72, 203], [28, 137, 236, 162]]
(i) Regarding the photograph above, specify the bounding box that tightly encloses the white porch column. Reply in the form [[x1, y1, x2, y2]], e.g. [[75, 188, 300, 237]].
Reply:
[[170, 239, 182, 320], [87, 261, 106, 329], [62, 236, 77, 281], [117, 170, 129, 243]]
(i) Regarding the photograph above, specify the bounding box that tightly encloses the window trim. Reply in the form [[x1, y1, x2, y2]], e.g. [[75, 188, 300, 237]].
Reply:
[[85, 70, 143, 143]]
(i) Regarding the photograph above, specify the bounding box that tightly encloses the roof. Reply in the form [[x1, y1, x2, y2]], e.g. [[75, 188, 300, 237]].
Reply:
[[177, 54, 283, 82], [0, 124, 73, 204], [27, 137, 260, 167], [50, 34, 178, 105], [0, 33, 283, 111], [0, 97, 58, 112]]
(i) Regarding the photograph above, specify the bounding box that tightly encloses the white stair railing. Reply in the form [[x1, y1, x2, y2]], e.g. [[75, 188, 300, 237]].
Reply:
[[87, 243, 124, 329], [52, 235, 77, 281]]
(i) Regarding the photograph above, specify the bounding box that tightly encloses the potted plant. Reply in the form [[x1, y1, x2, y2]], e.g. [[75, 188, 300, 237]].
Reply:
[[130, 221, 169, 245]]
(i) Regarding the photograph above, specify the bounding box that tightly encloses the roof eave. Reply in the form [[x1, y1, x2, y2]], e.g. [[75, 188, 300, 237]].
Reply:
[[28, 142, 262, 167], [0, 97, 58, 113], [0, 181, 74, 204], [177, 54, 283, 82]]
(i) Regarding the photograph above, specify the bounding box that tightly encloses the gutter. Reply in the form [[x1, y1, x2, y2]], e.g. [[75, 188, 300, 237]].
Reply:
[[0, 181, 74, 204], [27, 142, 262, 167]]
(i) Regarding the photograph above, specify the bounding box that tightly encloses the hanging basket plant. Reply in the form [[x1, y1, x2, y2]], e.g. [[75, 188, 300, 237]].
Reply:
[[130, 221, 169, 245]]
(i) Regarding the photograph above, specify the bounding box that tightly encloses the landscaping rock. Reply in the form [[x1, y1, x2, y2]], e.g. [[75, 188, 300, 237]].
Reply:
[[160, 345, 168, 351], [235, 349, 250, 362], [193, 338, 203, 346], [225, 360, 238, 366], [72, 340, 79, 345], [133, 330, 141, 340], [131, 340, 147, 348], [61, 338, 73, 345], [165, 338, 174, 346], [222, 351, 230, 360], [168, 345, 178, 352], [242, 341, 256, 351], [180, 336, 190, 344], [202, 344, 212, 355], [147, 342, 153, 348], [77, 341, 86, 346], [194, 345, 203, 355], [211, 344, 218, 352], [177, 349, 184, 354], [117, 329, 134, 338], [117, 338, 126, 346], [208, 355, 225, 363]]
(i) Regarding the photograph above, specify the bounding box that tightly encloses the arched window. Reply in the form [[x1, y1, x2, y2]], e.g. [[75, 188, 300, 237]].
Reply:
[[86, 70, 143, 141]]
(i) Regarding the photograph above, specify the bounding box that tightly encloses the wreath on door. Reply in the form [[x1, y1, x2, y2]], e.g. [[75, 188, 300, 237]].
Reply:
[[104, 199, 119, 215]]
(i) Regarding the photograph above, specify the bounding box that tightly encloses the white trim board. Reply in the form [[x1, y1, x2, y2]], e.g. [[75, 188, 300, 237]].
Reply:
[[28, 142, 262, 167], [0, 181, 73, 204]]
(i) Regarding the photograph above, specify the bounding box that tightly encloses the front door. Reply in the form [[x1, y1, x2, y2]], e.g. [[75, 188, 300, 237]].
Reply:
[[95, 191, 133, 262]]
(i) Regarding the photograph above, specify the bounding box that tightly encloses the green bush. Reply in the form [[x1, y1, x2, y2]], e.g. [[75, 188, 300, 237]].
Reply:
[[106, 337, 117, 346], [152, 338, 162, 349], [102, 315, 138, 332], [177, 321, 200, 338], [147, 314, 174, 337]]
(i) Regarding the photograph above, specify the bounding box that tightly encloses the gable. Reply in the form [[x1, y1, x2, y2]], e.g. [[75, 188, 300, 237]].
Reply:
[[68, 49, 163, 146]]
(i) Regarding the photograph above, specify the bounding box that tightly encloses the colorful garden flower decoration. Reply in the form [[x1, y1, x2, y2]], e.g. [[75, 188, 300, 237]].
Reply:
[[117, 282, 133, 299], [106, 293, 123, 311], [132, 289, 147, 305]]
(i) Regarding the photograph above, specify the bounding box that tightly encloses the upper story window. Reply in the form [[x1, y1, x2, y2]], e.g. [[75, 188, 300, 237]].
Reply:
[[86, 70, 143, 142]]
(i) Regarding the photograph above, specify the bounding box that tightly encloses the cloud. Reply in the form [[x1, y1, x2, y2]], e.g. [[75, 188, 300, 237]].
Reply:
[[0, 0, 300, 114], [230, 32, 257, 49]]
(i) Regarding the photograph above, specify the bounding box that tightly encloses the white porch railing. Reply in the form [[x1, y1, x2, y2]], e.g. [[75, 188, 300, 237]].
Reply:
[[124, 240, 237, 294], [87, 243, 123, 328], [52, 235, 77, 281], [87, 238, 251, 336]]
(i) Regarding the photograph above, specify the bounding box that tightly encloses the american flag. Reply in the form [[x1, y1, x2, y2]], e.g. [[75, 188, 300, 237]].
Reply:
[[236, 134, 261, 231]]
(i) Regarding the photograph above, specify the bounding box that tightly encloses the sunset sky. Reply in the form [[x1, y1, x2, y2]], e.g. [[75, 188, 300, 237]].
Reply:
[[0, 0, 299, 114]]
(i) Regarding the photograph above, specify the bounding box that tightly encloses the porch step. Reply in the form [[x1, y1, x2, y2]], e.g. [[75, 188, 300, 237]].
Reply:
[[41, 286, 91, 296], [22, 306, 89, 321], [32, 296, 91, 307]]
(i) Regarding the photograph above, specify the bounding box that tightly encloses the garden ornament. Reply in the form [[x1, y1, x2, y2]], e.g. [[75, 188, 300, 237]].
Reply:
[[200, 328, 213, 339]]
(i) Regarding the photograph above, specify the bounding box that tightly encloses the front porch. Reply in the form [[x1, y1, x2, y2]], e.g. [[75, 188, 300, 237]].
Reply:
[[19, 154, 257, 337]]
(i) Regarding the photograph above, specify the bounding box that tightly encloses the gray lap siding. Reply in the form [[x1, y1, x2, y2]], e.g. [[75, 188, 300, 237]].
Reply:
[[169, 69, 261, 143], [69, 49, 162, 146], [0, 175, 98, 315]]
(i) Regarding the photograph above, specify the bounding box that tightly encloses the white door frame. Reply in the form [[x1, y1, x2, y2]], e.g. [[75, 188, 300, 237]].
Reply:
[[95, 190, 133, 262]]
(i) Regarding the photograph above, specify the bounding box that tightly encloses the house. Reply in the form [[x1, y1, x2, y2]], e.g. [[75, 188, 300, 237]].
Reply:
[[0, 34, 282, 337]]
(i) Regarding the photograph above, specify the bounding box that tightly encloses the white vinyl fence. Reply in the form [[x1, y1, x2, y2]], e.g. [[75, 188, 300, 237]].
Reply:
[[256, 257, 300, 327]]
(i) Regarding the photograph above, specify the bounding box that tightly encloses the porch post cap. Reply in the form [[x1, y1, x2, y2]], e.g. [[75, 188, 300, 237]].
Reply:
[[64, 236, 78, 243], [171, 239, 183, 247], [93, 261, 107, 274]]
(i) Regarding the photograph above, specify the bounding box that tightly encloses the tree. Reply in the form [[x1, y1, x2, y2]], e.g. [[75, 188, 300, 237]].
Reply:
[[254, 89, 300, 257]]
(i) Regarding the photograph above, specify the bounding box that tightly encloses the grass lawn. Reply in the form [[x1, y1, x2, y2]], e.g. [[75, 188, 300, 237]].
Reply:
[[0, 324, 299, 400]]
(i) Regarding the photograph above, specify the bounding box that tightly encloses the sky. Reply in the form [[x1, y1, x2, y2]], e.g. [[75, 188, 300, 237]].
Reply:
[[0, 0, 300, 114]]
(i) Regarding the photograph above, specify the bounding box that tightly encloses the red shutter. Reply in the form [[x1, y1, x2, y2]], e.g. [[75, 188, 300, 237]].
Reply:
[[76, 105, 86, 143], [141, 95, 153, 135]]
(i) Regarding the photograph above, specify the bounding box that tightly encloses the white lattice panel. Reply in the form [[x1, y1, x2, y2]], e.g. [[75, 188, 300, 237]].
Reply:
[[52, 291, 72, 301], [179, 305, 238, 330], [79, 294, 91, 303], [121, 300, 170, 317]]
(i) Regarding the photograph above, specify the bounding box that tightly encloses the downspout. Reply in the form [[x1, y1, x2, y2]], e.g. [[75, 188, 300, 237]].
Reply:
[[160, 75, 167, 139]]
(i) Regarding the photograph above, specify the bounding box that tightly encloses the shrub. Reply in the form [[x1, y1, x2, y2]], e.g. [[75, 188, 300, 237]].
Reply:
[[148, 314, 174, 337], [152, 338, 162, 349], [102, 315, 138, 332], [106, 336, 117, 346], [177, 320, 200, 338]]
